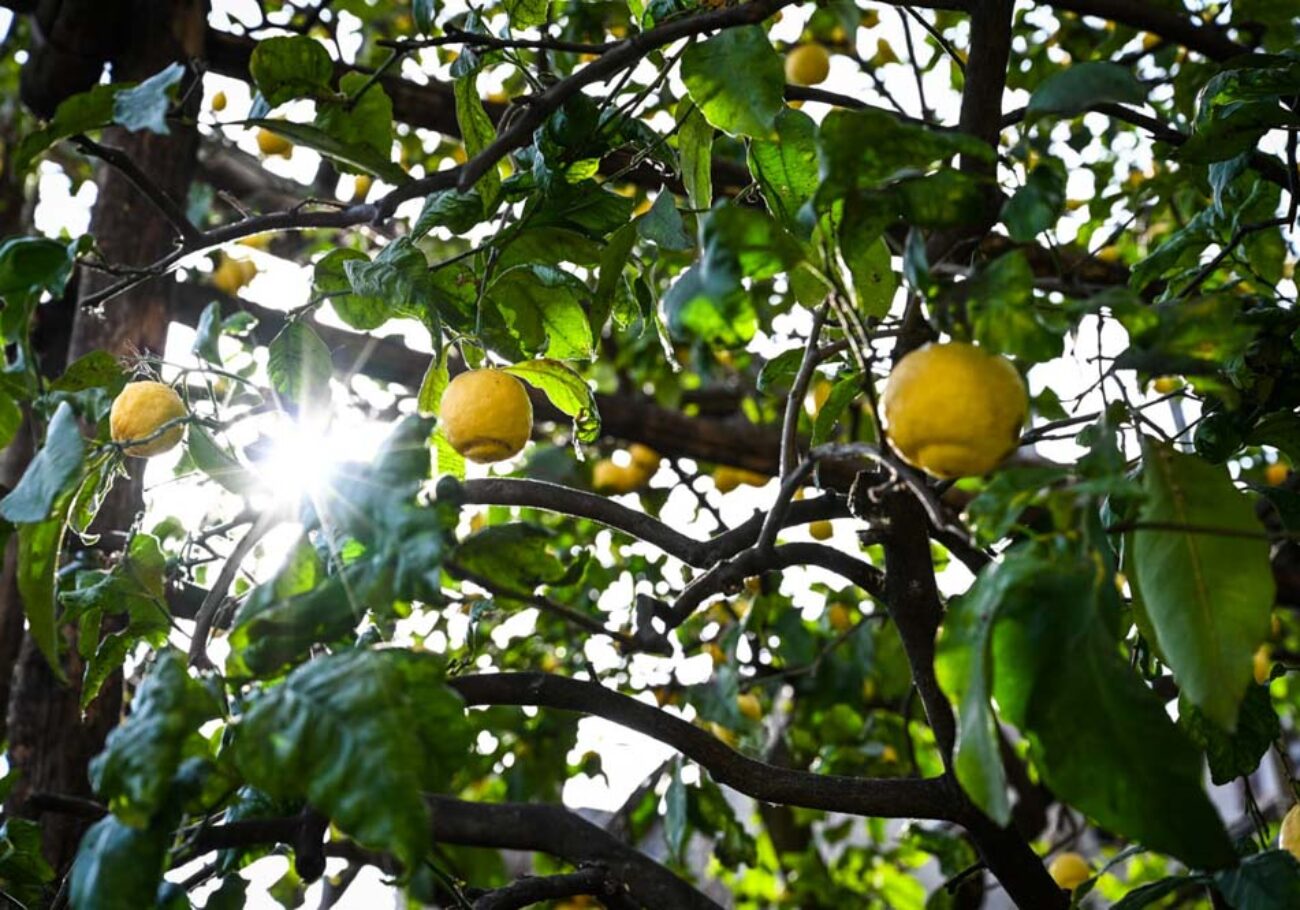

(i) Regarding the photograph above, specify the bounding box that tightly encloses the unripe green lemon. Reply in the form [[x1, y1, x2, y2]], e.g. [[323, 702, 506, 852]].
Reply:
[[785, 43, 831, 86], [110, 381, 187, 457], [1047, 852, 1090, 891], [439, 369, 533, 464], [882, 342, 1027, 478]]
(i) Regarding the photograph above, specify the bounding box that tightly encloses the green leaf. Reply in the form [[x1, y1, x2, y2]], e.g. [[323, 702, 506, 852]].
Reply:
[[665, 761, 688, 861], [316, 72, 394, 163], [0, 402, 85, 523], [0, 392, 20, 452], [17, 512, 69, 680], [812, 374, 863, 446], [1111, 877, 1198, 909], [1215, 851, 1300, 908], [188, 425, 258, 495], [453, 523, 572, 590], [434, 428, 466, 480], [412, 188, 488, 237], [1001, 162, 1066, 243], [314, 249, 392, 331], [841, 221, 896, 319], [343, 237, 432, 322], [89, 650, 221, 825], [14, 84, 121, 172], [637, 193, 693, 251], [267, 322, 333, 411], [530, 180, 634, 238], [967, 251, 1064, 363], [68, 815, 169, 910], [454, 72, 501, 207], [486, 265, 595, 360], [0, 235, 77, 305], [245, 119, 408, 184], [1181, 682, 1279, 785], [938, 543, 1236, 868], [681, 27, 784, 139], [677, 100, 714, 211], [232, 649, 470, 869], [0, 819, 55, 907], [413, 0, 435, 32], [1026, 62, 1147, 116], [747, 107, 819, 236], [756, 348, 805, 394], [190, 301, 223, 364], [249, 36, 334, 107], [503, 0, 549, 28], [51, 350, 125, 393], [1134, 439, 1274, 731], [417, 355, 449, 418], [505, 359, 600, 445], [112, 62, 184, 134], [593, 221, 638, 331]]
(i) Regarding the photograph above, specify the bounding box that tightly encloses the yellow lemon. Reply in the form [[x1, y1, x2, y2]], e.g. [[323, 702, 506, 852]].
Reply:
[[785, 43, 831, 86], [736, 692, 763, 722], [211, 90, 227, 112], [809, 519, 833, 541], [1254, 644, 1273, 685], [439, 369, 533, 464], [708, 721, 738, 747], [111, 381, 188, 457], [1152, 375, 1180, 394], [256, 128, 294, 158], [238, 233, 272, 251], [1048, 852, 1091, 891], [828, 603, 854, 633], [1267, 463, 1289, 486], [1281, 804, 1300, 860], [592, 460, 643, 494], [882, 342, 1027, 478], [628, 443, 661, 474], [1141, 32, 1161, 51], [352, 174, 372, 201], [212, 255, 256, 296], [713, 466, 770, 494], [881, 745, 898, 763]]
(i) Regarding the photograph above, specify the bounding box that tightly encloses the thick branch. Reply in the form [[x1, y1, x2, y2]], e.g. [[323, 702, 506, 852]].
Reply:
[[470, 867, 629, 910], [448, 672, 957, 821], [1045, 0, 1248, 60]]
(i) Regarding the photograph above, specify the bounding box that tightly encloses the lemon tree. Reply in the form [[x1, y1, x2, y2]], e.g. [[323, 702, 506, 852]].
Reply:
[[0, 2, 1296, 909]]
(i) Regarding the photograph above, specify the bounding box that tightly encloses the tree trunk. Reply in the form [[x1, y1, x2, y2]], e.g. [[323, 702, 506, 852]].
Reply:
[[4, 0, 205, 872]]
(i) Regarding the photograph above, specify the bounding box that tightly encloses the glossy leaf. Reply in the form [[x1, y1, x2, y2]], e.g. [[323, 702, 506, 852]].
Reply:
[[249, 36, 334, 106], [314, 248, 393, 331], [0, 402, 84, 523], [505, 359, 601, 444], [681, 27, 783, 139], [1026, 62, 1147, 116], [486, 265, 595, 360], [748, 107, 819, 236]]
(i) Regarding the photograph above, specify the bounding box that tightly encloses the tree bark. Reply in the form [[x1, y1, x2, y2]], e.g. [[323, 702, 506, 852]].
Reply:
[[4, 0, 205, 873]]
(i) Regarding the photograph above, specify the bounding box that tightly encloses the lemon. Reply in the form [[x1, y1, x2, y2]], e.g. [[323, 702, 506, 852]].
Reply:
[[211, 90, 227, 112], [785, 43, 831, 86], [628, 443, 661, 474], [592, 460, 643, 494], [809, 519, 833, 541], [111, 381, 188, 457], [736, 692, 763, 722], [1152, 375, 1180, 394], [1266, 462, 1289, 486], [713, 466, 769, 494], [708, 721, 738, 747], [439, 369, 533, 464], [881, 745, 898, 763], [1254, 644, 1273, 685], [352, 174, 373, 201], [828, 603, 853, 632], [1281, 805, 1300, 860], [1047, 852, 1091, 891], [212, 256, 257, 296], [882, 342, 1027, 478], [256, 128, 294, 158]]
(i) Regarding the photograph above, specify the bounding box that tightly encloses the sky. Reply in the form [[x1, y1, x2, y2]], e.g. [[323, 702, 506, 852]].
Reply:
[[8, 0, 1297, 906]]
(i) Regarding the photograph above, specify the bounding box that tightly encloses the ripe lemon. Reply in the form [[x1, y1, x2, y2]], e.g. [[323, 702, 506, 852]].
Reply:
[[111, 381, 188, 457], [828, 603, 853, 633], [736, 692, 763, 722], [1254, 644, 1273, 685], [212, 256, 257, 296], [1281, 804, 1300, 860], [211, 90, 227, 112], [1266, 462, 1289, 486], [1047, 852, 1091, 891], [809, 519, 833, 541], [881, 745, 899, 763], [592, 460, 643, 494], [352, 174, 373, 201], [1152, 375, 1180, 394], [628, 443, 661, 474], [785, 43, 831, 86], [713, 466, 769, 494], [882, 342, 1027, 478], [256, 128, 294, 158], [439, 369, 533, 464]]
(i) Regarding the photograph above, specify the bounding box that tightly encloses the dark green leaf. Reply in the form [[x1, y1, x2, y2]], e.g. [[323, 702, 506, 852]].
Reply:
[[747, 107, 819, 236], [812, 374, 863, 446], [454, 73, 501, 207], [677, 100, 713, 211], [0, 235, 76, 305], [191, 301, 223, 365], [413, 0, 435, 32], [16, 512, 69, 680], [453, 523, 572, 590], [840, 218, 896, 319], [267, 322, 333, 411], [1026, 62, 1147, 116], [1112, 877, 1199, 909], [1135, 440, 1273, 731], [1181, 683, 1279, 785], [188, 425, 258, 495], [681, 27, 784, 139], [665, 762, 688, 861], [14, 84, 121, 172], [412, 189, 488, 237], [486, 265, 594, 360], [967, 251, 1064, 363], [1215, 851, 1300, 908], [68, 815, 169, 910], [112, 63, 184, 134], [637, 192, 693, 251], [503, 0, 549, 28], [1002, 162, 1067, 242], [0, 819, 55, 907], [51, 350, 125, 393], [315, 72, 394, 163], [505, 359, 600, 444], [249, 36, 334, 107], [314, 249, 393, 331], [0, 402, 85, 523]]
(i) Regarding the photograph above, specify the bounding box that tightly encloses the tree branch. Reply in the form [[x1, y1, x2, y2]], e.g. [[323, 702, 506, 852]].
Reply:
[[448, 672, 958, 821], [469, 866, 629, 910], [1044, 0, 1248, 61], [71, 134, 203, 243]]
